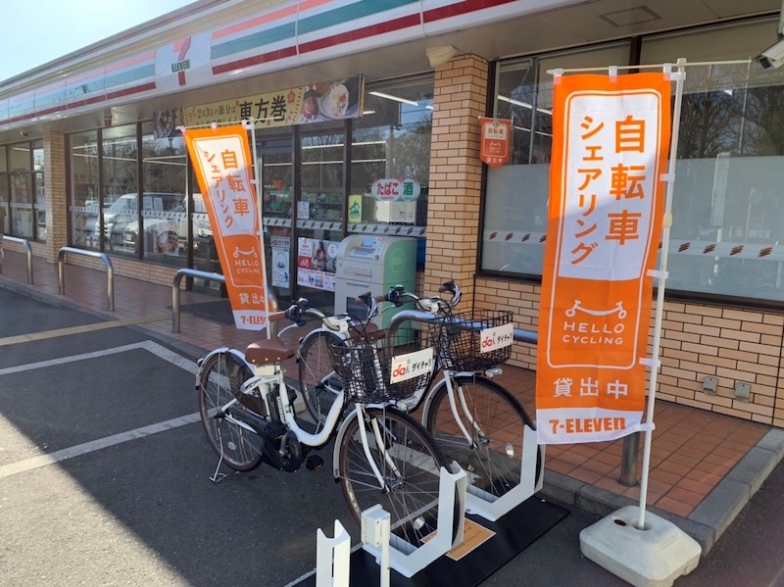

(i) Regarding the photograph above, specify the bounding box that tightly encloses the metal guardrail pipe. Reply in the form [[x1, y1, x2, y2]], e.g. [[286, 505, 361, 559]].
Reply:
[[387, 310, 539, 344], [0, 234, 34, 284], [171, 268, 279, 335], [172, 269, 225, 333], [58, 247, 114, 311]]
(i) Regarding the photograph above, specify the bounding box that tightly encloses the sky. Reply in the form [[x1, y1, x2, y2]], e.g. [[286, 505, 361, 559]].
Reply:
[[0, 0, 197, 82]]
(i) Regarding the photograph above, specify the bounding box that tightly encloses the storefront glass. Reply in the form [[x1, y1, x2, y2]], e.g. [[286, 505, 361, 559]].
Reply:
[[69, 131, 100, 249], [100, 124, 139, 255], [0, 146, 8, 234], [297, 121, 346, 312], [640, 18, 784, 303], [259, 133, 294, 306], [352, 75, 433, 268], [7, 141, 36, 240], [137, 122, 188, 264], [483, 44, 630, 277], [484, 17, 784, 306], [33, 143, 45, 243]]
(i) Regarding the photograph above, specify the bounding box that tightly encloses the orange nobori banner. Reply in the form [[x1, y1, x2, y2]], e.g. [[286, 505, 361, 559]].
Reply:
[[536, 72, 672, 444], [183, 124, 269, 330]]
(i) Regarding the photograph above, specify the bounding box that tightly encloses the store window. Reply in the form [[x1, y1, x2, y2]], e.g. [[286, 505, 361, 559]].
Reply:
[[298, 120, 346, 311], [0, 146, 7, 234], [33, 143, 45, 243], [138, 122, 188, 264], [482, 43, 630, 277], [258, 133, 293, 304], [1, 140, 44, 241], [69, 131, 100, 248], [640, 19, 784, 303], [101, 125, 139, 255], [351, 75, 433, 268]]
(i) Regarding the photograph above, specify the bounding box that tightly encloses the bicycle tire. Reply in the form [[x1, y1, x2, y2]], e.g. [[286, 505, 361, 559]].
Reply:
[[298, 329, 344, 431], [197, 350, 265, 471], [425, 375, 541, 497], [337, 407, 459, 548]]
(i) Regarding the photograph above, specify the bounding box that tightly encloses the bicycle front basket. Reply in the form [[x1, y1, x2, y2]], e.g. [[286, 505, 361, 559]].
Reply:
[[429, 310, 514, 371], [326, 331, 434, 404]]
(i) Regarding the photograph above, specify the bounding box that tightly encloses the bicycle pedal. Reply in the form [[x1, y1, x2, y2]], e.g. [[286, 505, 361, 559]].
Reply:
[[306, 454, 324, 471]]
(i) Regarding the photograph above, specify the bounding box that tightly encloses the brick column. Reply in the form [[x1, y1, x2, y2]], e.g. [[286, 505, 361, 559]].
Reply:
[[44, 131, 67, 263], [425, 54, 488, 304]]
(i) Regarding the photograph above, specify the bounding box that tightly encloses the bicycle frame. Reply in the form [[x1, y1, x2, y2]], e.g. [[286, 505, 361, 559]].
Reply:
[[198, 345, 396, 492], [300, 304, 495, 450]]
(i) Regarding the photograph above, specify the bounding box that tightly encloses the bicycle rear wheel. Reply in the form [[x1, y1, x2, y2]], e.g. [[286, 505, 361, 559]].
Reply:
[[337, 407, 457, 548], [425, 375, 540, 497], [298, 330, 344, 431], [198, 351, 264, 471]]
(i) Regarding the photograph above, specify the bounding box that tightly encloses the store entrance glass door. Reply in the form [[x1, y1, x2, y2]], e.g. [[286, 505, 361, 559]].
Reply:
[[259, 135, 294, 310], [295, 123, 346, 314]]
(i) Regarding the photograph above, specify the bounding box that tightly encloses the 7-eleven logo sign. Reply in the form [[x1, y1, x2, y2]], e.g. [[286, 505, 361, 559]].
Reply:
[[172, 37, 192, 86]]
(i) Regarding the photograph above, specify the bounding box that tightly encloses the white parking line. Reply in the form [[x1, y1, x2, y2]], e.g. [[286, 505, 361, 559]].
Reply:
[[0, 340, 200, 479], [0, 413, 201, 480], [0, 340, 198, 377]]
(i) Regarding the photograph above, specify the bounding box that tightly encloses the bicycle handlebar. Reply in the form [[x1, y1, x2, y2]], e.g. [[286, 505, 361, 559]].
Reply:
[[383, 280, 461, 312], [281, 295, 376, 334]]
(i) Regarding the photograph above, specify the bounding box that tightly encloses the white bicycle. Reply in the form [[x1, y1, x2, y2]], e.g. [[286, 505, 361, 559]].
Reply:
[[196, 296, 457, 547], [297, 281, 542, 502]]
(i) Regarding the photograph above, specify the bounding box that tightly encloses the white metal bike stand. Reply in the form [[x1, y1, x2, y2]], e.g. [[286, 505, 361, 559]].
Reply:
[[463, 424, 545, 522], [361, 465, 467, 580], [316, 520, 351, 587]]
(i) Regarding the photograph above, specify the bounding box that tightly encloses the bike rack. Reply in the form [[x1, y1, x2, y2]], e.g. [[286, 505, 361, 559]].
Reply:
[[386, 310, 544, 521], [57, 247, 114, 311], [0, 234, 34, 284], [361, 465, 467, 579], [316, 520, 351, 587], [312, 466, 467, 586], [463, 424, 544, 522]]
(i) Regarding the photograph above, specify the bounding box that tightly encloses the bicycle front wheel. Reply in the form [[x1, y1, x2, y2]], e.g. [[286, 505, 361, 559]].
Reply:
[[298, 330, 344, 431], [198, 351, 264, 471], [425, 375, 539, 497], [337, 407, 455, 547]]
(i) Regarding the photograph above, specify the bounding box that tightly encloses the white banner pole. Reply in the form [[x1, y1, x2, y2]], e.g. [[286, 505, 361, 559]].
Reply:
[[245, 118, 271, 339], [637, 58, 687, 530]]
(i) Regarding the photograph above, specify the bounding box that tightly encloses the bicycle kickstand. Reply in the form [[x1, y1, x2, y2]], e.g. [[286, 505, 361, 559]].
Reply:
[[210, 428, 229, 484]]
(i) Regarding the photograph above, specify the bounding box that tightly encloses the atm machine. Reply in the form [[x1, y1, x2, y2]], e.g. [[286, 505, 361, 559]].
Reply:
[[334, 235, 417, 331]]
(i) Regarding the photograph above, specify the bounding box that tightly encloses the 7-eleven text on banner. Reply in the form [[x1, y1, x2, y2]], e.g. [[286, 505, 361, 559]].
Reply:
[[183, 125, 269, 330], [536, 73, 671, 444]]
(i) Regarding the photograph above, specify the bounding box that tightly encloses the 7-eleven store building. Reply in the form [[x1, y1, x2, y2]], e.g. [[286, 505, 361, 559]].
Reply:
[[1, 0, 784, 427]]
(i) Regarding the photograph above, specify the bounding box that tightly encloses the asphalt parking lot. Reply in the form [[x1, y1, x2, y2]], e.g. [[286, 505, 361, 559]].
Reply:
[[0, 289, 357, 587]]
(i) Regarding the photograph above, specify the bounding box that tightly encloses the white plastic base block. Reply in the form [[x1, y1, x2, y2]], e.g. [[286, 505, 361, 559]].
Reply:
[[579, 505, 702, 587]]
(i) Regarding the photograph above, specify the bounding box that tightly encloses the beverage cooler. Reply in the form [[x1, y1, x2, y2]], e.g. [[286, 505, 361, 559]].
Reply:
[[334, 235, 417, 330]]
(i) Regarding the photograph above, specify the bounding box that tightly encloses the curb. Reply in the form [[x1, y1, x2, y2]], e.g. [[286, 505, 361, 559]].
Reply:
[[538, 427, 784, 555]]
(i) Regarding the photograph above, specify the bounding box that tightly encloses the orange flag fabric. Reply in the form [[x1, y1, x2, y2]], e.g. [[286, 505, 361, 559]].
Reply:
[[536, 72, 671, 444], [183, 124, 269, 330]]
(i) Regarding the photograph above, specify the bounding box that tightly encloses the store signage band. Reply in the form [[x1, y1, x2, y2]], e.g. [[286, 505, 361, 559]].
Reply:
[[535, 72, 672, 445], [180, 75, 364, 130]]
